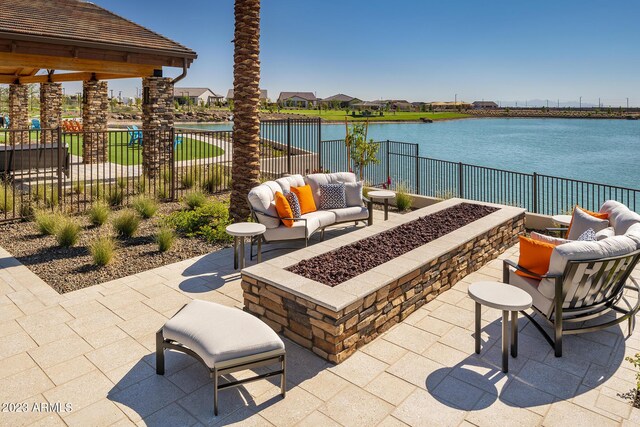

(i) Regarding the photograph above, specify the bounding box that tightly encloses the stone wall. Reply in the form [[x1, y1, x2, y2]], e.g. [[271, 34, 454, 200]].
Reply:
[[40, 82, 62, 144], [9, 84, 29, 145], [82, 80, 109, 164], [142, 77, 174, 178], [242, 213, 525, 364]]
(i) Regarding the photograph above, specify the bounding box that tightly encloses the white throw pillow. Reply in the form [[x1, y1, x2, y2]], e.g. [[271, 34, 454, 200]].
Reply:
[[567, 207, 609, 240], [530, 231, 570, 246], [595, 227, 615, 241], [344, 181, 364, 207]]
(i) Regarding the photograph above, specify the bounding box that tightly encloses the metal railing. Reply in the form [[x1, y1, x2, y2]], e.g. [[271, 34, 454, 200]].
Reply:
[[0, 118, 322, 222], [319, 139, 640, 214]]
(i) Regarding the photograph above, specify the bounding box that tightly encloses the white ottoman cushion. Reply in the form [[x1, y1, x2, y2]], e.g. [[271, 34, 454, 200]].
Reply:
[[162, 300, 285, 369]]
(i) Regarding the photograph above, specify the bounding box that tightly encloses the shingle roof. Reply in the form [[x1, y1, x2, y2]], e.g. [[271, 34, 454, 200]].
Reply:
[[278, 92, 317, 102], [0, 0, 196, 57], [174, 88, 222, 98], [321, 94, 359, 102]]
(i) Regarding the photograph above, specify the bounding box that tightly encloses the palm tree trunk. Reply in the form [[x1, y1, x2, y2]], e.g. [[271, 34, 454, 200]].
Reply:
[[230, 0, 261, 222]]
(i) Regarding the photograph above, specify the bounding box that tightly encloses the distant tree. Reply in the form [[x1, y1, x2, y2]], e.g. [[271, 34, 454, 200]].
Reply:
[[346, 122, 380, 180]]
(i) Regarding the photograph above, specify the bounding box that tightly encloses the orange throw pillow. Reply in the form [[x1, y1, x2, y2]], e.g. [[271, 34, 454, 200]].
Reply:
[[274, 192, 294, 227], [565, 206, 609, 238], [516, 236, 555, 279], [291, 185, 317, 215]]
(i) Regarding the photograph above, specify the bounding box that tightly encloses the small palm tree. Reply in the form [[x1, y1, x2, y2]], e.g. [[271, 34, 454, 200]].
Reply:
[[230, 0, 261, 222]]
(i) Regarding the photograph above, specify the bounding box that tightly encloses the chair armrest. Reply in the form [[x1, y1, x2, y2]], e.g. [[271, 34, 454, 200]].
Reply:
[[503, 259, 562, 281]]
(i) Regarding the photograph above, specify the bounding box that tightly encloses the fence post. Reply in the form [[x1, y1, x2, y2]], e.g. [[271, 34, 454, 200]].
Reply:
[[415, 157, 420, 194], [532, 172, 538, 213], [286, 118, 292, 174], [317, 118, 322, 170], [385, 140, 390, 184], [56, 127, 63, 207], [170, 127, 177, 201], [458, 162, 464, 198]]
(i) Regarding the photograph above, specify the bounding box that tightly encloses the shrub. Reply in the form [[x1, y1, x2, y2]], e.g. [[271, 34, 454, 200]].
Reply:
[[201, 165, 226, 193], [395, 182, 413, 212], [112, 209, 140, 238], [34, 210, 61, 235], [105, 187, 124, 206], [19, 202, 34, 220], [155, 227, 176, 253], [180, 166, 200, 189], [55, 217, 81, 247], [0, 184, 14, 212], [33, 185, 59, 208], [184, 191, 207, 210], [90, 236, 116, 266], [135, 179, 146, 194], [116, 177, 128, 190], [132, 197, 158, 219], [164, 200, 232, 243], [88, 202, 110, 226]]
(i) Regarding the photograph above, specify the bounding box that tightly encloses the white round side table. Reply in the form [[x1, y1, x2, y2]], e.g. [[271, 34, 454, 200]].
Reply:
[[226, 222, 266, 270], [468, 281, 532, 373], [368, 190, 396, 221], [551, 214, 572, 227]]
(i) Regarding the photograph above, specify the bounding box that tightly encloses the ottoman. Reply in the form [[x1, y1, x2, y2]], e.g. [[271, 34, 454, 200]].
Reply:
[[156, 300, 286, 416]]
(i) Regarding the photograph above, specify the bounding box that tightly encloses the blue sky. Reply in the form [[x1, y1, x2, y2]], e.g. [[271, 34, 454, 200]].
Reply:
[[68, 0, 640, 106]]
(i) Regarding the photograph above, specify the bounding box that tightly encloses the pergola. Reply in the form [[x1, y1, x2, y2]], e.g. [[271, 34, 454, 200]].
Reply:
[[0, 0, 197, 171]]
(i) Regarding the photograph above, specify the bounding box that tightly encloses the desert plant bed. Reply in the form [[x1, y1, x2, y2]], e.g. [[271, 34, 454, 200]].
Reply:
[[0, 196, 231, 293], [288, 202, 498, 287]]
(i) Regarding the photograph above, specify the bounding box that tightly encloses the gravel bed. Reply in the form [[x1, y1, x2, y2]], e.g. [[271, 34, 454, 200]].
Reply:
[[288, 203, 498, 287], [0, 201, 229, 294]]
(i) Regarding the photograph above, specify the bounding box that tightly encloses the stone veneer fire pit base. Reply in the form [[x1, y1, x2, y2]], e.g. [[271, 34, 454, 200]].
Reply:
[[241, 198, 525, 364]]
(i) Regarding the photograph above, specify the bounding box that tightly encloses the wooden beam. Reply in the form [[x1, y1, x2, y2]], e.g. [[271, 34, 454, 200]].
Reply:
[[0, 52, 159, 76], [0, 71, 149, 84]]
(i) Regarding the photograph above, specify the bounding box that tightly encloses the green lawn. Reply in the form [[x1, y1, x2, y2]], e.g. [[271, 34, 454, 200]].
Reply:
[[280, 109, 470, 122], [65, 133, 224, 166]]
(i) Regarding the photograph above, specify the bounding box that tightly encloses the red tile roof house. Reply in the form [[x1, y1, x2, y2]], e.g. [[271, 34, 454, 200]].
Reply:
[[277, 91, 318, 108]]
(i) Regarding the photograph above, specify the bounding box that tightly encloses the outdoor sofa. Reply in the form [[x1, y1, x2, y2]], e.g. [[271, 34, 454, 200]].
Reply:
[[247, 172, 373, 249], [504, 200, 640, 356]]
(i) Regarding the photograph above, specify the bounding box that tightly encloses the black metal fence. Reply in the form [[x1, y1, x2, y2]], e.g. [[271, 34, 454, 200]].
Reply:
[[0, 118, 321, 222], [319, 139, 640, 215]]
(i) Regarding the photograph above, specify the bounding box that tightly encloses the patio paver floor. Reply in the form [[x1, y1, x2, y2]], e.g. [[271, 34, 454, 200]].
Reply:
[[1, 209, 640, 426]]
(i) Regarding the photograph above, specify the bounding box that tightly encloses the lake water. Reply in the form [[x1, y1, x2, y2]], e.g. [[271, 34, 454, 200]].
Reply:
[[182, 118, 640, 189]]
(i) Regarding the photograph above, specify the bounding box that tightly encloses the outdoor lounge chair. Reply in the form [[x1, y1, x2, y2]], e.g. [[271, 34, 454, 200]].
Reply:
[[157, 300, 286, 416], [504, 200, 640, 356], [127, 125, 183, 147], [31, 118, 41, 130]]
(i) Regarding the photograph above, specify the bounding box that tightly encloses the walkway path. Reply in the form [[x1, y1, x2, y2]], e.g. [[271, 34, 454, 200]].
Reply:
[[0, 211, 639, 426]]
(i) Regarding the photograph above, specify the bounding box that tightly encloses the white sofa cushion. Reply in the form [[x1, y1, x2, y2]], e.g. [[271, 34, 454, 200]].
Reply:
[[262, 213, 326, 242], [302, 210, 336, 228], [567, 207, 609, 240], [508, 271, 553, 317], [248, 183, 281, 229], [162, 300, 285, 369], [305, 172, 358, 208], [596, 227, 615, 241], [538, 235, 638, 299], [329, 206, 369, 222], [530, 231, 570, 246], [275, 174, 305, 193]]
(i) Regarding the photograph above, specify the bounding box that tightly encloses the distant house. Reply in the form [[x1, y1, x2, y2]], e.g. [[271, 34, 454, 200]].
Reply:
[[174, 88, 223, 106], [352, 101, 386, 111], [472, 101, 499, 109], [226, 89, 269, 104], [319, 94, 362, 108], [278, 92, 318, 108], [382, 100, 414, 111], [430, 101, 472, 110]]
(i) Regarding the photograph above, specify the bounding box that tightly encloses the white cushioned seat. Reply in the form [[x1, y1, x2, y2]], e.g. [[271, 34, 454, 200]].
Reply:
[[248, 183, 281, 229], [507, 271, 553, 316], [275, 174, 305, 193], [329, 206, 369, 222], [301, 210, 336, 228], [162, 300, 285, 370], [263, 215, 321, 241]]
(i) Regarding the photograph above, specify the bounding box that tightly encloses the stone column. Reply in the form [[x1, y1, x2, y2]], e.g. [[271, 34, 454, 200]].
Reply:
[[82, 80, 109, 164], [40, 82, 62, 144], [8, 83, 29, 145], [142, 76, 174, 178]]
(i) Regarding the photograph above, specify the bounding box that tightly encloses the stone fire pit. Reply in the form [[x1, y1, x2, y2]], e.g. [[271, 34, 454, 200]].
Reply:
[[241, 198, 525, 363]]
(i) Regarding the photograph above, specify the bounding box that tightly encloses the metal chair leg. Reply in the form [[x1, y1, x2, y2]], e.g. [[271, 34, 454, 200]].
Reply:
[[155, 330, 165, 375], [213, 367, 219, 416], [280, 354, 287, 397]]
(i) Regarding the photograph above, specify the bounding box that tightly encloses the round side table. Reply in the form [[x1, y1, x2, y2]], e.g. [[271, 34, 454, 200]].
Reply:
[[226, 222, 266, 270], [468, 281, 532, 373], [368, 190, 395, 221]]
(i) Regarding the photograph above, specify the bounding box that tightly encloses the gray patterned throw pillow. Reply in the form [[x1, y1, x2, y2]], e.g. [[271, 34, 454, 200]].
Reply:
[[577, 228, 597, 242], [319, 183, 346, 209], [284, 191, 301, 218]]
